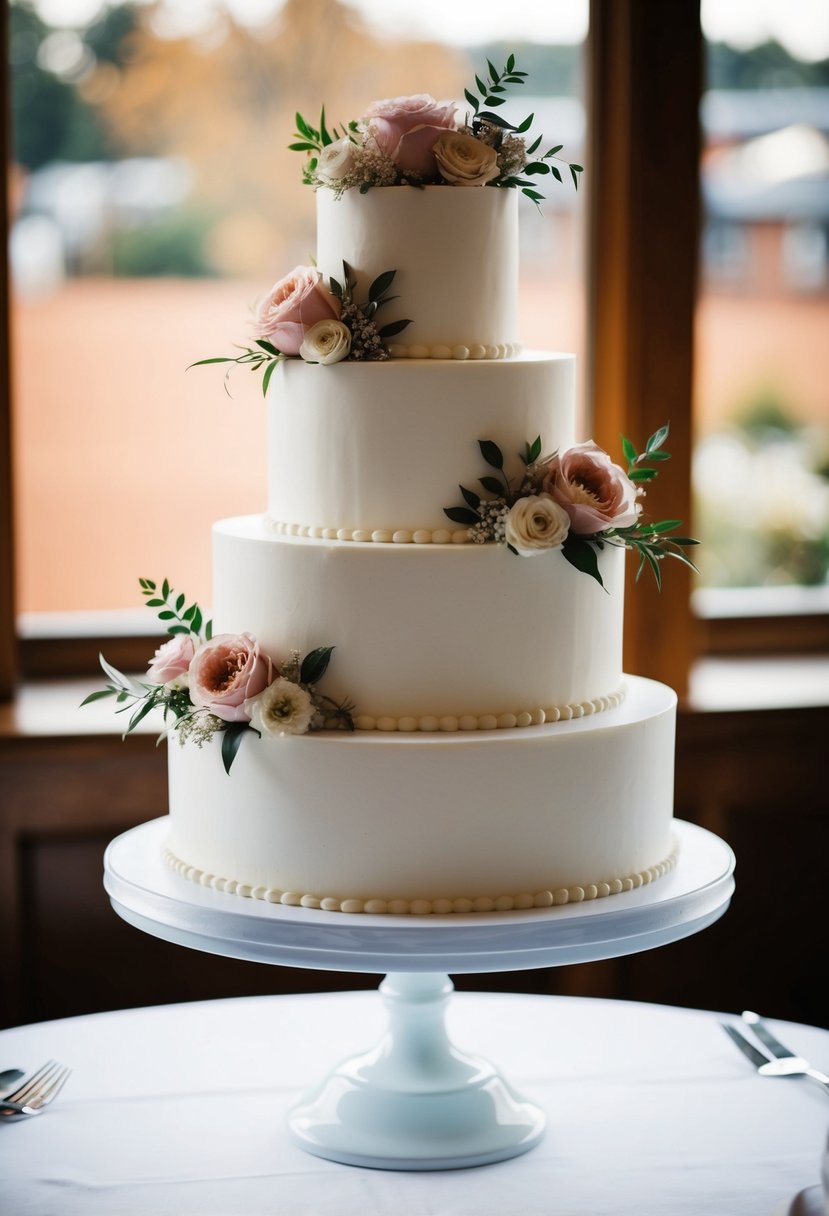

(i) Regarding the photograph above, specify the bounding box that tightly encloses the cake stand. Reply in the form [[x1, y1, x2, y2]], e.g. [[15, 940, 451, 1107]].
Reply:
[[104, 817, 734, 1171]]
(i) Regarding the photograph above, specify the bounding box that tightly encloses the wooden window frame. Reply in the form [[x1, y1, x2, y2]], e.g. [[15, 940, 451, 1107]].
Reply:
[[1, 1, 817, 706]]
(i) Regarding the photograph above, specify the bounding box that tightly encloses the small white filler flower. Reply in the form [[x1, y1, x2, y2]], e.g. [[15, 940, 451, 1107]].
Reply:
[[245, 677, 315, 737]]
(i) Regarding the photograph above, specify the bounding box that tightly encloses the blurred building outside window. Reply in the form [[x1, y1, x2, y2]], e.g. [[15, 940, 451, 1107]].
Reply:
[[7, 0, 588, 628]]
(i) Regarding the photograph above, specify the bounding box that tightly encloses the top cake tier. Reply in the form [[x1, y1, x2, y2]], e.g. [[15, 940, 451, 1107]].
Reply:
[[316, 185, 519, 357]]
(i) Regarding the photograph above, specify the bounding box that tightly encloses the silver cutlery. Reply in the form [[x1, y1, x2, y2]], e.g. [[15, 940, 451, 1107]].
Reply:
[[0, 1069, 25, 1095], [720, 1011, 829, 1097], [0, 1060, 72, 1121]]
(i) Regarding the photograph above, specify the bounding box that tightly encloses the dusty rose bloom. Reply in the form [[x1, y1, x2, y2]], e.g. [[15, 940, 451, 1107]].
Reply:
[[543, 441, 640, 535], [252, 266, 340, 357], [189, 633, 271, 723], [365, 94, 456, 177], [146, 635, 195, 686]]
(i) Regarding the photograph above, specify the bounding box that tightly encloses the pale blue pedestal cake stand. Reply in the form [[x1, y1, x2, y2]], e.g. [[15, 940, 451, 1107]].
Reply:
[[104, 817, 734, 1172]]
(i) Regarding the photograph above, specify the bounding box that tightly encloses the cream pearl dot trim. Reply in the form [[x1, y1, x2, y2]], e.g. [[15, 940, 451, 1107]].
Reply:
[[162, 841, 679, 916], [386, 342, 522, 361], [270, 520, 472, 544], [352, 688, 626, 733]]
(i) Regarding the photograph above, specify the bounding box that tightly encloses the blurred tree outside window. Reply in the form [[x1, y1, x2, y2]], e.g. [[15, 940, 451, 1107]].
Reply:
[[8, 0, 587, 622], [694, 18, 829, 601]]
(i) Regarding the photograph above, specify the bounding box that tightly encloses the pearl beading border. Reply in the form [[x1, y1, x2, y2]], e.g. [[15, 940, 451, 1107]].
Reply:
[[387, 341, 521, 361], [352, 688, 626, 733], [162, 839, 678, 916], [270, 520, 473, 545]]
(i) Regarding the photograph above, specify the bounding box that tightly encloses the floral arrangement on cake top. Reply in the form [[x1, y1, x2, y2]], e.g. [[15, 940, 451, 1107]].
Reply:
[[290, 53, 582, 202], [190, 262, 411, 393], [444, 425, 698, 588], [82, 579, 355, 773]]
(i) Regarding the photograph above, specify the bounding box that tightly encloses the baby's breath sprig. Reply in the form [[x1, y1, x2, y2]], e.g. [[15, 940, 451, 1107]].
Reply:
[[462, 53, 583, 202]]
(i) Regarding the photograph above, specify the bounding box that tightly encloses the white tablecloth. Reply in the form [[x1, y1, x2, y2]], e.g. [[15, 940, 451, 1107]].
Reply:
[[1, 990, 827, 1215]]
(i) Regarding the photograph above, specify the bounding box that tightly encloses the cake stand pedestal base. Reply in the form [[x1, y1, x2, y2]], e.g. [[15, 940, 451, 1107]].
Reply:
[[289, 971, 544, 1170]]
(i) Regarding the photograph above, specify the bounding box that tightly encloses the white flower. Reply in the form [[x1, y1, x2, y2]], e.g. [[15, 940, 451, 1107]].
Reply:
[[299, 318, 352, 365], [245, 677, 315, 737], [316, 137, 357, 185], [505, 493, 570, 555], [433, 130, 500, 186]]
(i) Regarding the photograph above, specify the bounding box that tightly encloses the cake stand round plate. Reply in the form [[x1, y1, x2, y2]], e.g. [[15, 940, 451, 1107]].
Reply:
[[103, 818, 734, 1172]]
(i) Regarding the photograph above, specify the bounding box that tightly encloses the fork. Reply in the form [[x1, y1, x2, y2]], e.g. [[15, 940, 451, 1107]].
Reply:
[[0, 1060, 72, 1121], [720, 1012, 829, 1098]]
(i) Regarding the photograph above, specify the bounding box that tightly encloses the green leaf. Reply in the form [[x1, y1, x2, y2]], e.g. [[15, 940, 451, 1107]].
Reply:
[[444, 506, 481, 526], [80, 688, 117, 706], [486, 58, 500, 83], [516, 113, 534, 133], [162, 578, 170, 599], [319, 105, 333, 147], [205, 619, 213, 641], [621, 435, 638, 466], [187, 357, 238, 367], [288, 141, 319, 152], [484, 95, 506, 107], [464, 88, 479, 113], [636, 545, 663, 590], [145, 598, 164, 608], [295, 111, 315, 140], [506, 52, 515, 72], [667, 537, 699, 546], [562, 534, 605, 589], [300, 646, 334, 685], [525, 162, 550, 175], [570, 165, 581, 190], [328, 276, 343, 298], [167, 625, 191, 635], [551, 165, 562, 183], [479, 439, 504, 470], [128, 697, 158, 733], [475, 74, 487, 96], [644, 450, 671, 462], [646, 423, 671, 453], [526, 135, 542, 155], [191, 606, 203, 635], [369, 269, 396, 301], [479, 475, 504, 495], [460, 484, 481, 510], [477, 111, 515, 130], [255, 338, 280, 356], [544, 145, 564, 157], [221, 724, 249, 775], [262, 359, 279, 398], [175, 593, 185, 612], [377, 318, 412, 339], [644, 519, 683, 534], [629, 467, 658, 481], [158, 610, 176, 620], [521, 188, 544, 202], [528, 436, 542, 463]]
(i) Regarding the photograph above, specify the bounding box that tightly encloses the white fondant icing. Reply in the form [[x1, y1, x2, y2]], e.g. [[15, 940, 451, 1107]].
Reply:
[[213, 520, 625, 720], [266, 353, 575, 535], [166, 676, 677, 909], [316, 186, 519, 351]]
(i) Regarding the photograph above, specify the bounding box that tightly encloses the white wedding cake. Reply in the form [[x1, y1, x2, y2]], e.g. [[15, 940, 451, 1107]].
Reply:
[[92, 65, 694, 915]]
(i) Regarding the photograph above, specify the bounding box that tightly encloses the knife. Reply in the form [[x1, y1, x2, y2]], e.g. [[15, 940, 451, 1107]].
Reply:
[[742, 1010, 797, 1059], [722, 1022, 769, 1069]]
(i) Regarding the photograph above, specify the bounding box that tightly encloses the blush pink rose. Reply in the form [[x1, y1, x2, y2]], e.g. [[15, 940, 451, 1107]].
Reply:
[[542, 441, 640, 535], [365, 94, 457, 177], [252, 266, 340, 357], [146, 634, 195, 685], [189, 633, 271, 723]]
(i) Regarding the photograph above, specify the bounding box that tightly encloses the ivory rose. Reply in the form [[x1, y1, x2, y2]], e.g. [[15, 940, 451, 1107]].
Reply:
[[252, 266, 340, 357], [543, 441, 640, 534], [365, 93, 457, 177], [146, 634, 195, 686], [316, 136, 357, 185], [505, 494, 570, 556], [189, 633, 271, 723], [299, 318, 352, 365], [434, 131, 500, 187], [245, 677, 315, 737]]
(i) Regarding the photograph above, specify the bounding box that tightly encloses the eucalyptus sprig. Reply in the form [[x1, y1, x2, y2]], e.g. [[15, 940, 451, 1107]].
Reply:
[[463, 53, 584, 202], [188, 340, 285, 399]]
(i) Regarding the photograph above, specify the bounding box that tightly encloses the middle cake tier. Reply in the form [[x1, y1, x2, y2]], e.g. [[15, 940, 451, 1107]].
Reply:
[[213, 518, 625, 724], [266, 352, 575, 535]]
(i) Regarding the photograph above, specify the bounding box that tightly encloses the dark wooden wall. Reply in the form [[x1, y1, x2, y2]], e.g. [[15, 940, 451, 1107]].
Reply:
[[2, 704, 826, 1030]]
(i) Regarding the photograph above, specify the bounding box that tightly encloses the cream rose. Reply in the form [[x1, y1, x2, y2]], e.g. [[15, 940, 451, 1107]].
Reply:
[[505, 494, 570, 555], [543, 441, 640, 534], [433, 131, 500, 186], [189, 633, 271, 723], [316, 136, 357, 185], [146, 634, 195, 687], [365, 93, 457, 177], [245, 677, 315, 737], [299, 318, 352, 365], [252, 266, 340, 357]]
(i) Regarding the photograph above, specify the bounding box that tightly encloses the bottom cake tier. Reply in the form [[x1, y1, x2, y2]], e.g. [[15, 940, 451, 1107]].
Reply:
[[165, 675, 677, 914]]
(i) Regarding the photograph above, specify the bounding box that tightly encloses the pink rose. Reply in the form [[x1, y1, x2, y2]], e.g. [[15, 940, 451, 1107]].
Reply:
[[252, 266, 340, 357], [147, 634, 195, 685], [365, 94, 456, 177], [189, 633, 271, 723], [542, 441, 640, 535]]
